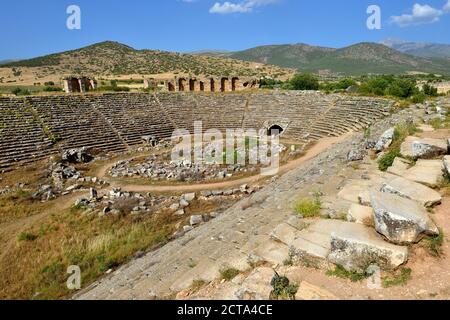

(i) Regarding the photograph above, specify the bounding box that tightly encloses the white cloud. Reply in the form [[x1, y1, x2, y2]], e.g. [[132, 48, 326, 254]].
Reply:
[[209, 0, 278, 14], [390, 3, 444, 27], [444, 0, 450, 12]]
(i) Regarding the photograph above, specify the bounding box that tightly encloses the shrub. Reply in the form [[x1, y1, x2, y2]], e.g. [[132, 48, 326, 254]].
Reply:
[[387, 79, 417, 98], [411, 92, 426, 104], [290, 73, 319, 91], [269, 273, 298, 300], [11, 87, 31, 96], [378, 151, 401, 171], [422, 83, 438, 97], [294, 194, 321, 218], [220, 267, 240, 281], [43, 86, 63, 92]]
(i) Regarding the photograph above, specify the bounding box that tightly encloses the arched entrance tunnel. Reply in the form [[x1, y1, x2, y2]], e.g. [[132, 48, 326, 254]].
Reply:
[[267, 124, 284, 136]]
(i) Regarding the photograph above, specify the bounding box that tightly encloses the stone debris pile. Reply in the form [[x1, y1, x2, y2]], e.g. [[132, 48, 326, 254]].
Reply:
[[109, 156, 258, 182]]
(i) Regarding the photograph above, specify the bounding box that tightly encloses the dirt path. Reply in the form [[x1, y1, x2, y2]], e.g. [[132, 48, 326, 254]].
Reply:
[[95, 133, 352, 193]]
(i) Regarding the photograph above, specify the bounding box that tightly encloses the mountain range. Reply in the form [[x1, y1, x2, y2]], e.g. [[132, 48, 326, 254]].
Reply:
[[380, 38, 450, 59], [2, 40, 450, 80]]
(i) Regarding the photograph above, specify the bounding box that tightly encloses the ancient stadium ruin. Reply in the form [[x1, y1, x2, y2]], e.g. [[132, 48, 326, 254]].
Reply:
[[0, 91, 391, 171]]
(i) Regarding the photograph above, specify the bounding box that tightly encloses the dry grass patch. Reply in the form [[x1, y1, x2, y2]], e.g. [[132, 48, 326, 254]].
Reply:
[[0, 203, 180, 299]]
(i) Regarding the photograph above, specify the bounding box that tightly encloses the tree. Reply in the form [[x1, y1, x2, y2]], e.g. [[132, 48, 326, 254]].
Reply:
[[387, 79, 417, 98], [290, 73, 319, 91], [422, 83, 438, 97]]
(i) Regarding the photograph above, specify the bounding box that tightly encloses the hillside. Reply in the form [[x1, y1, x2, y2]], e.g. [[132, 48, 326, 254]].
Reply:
[[229, 42, 450, 76], [0, 41, 292, 86], [381, 38, 450, 59]]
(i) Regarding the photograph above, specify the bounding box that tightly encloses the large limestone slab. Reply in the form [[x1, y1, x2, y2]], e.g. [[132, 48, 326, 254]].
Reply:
[[402, 159, 444, 188], [375, 128, 395, 152], [411, 138, 447, 159], [381, 176, 442, 207], [370, 192, 439, 244], [253, 241, 290, 265], [387, 157, 412, 176], [347, 204, 374, 225], [322, 220, 408, 273], [296, 220, 408, 272]]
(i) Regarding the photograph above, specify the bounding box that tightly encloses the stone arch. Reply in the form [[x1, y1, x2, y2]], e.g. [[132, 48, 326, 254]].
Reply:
[[221, 77, 229, 92], [178, 78, 187, 92], [232, 77, 240, 91], [267, 124, 285, 136], [168, 81, 176, 92], [199, 81, 205, 91]]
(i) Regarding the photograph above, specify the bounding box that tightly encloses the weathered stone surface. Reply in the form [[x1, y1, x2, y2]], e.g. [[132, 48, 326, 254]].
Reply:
[[182, 193, 196, 202], [234, 267, 274, 300], [411, 138, 447, 159], [381, 176, 442, 207], [347, 204, 374, 225], [347, 145, 366, 162], [370, 192, 439, 244], [190, 215, 203, 226], [375, 128, 395, 152], [285, 220, 408, 272], [253, 241, 290, 265], [296, 281, 339, 300], [400, 136, 418, 158], [402, 159, 444, 188], [62, 147, 93, 163], [387, 157, 412, 176], [326, 220, 408, 272], [444, 156, 450, 176]]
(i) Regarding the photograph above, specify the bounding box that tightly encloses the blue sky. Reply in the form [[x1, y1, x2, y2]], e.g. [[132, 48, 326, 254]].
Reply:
[[1, 0, 450, 60]]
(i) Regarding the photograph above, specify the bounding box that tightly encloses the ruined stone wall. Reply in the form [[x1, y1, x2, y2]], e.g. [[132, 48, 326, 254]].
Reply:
[[62, 76, 97, 93], [0, 92, 393, 170], [145, 76, 259, 93]]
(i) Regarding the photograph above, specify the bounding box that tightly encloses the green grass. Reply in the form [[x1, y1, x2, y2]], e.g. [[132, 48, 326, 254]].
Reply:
[[220, 267, 240, 281], [382, 268, 412, 288], [326, 265, 370, 282], [378, 151, 401, 171], [390, 122, 421, 153], [18, 232, 38, 242], [294, 195, 321, 218], [423, 230, 444, 257], [428, 116, 450, 130]]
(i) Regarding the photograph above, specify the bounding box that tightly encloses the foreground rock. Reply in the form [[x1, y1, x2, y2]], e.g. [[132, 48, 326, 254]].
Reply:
[[375, 128, 395, 152], [272, 220, 408, 272], [444, 156, 450, 176], [322, 221, 408, 273], [62, 147, 94, 163], [370, 192, 439, 244], [401, 137, 447, 159], [401, 159, 444, 188], [412, 138, 447, 159], [381, 176, 442, 208]]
